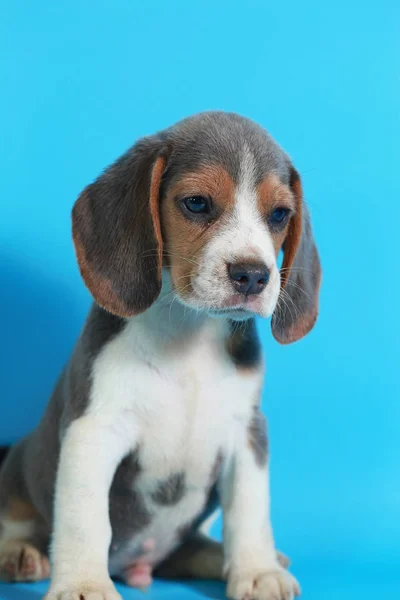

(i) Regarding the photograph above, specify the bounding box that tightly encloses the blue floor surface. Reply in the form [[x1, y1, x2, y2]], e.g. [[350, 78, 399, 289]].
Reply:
[[1, 562, 399, 600]]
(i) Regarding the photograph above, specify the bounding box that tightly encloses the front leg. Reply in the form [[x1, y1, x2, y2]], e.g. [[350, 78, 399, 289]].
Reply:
[[45, 415, 131, 600], [221, 406, 300, 600]]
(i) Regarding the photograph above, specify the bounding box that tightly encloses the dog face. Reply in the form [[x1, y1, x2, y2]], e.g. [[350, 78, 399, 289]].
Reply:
[[161, 149, 295, 321], [72, 112, 321, 343]]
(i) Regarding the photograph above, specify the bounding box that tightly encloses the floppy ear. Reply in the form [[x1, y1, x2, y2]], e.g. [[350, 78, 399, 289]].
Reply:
[[72, 138, 167, 317], [271, 168, 322, 344]]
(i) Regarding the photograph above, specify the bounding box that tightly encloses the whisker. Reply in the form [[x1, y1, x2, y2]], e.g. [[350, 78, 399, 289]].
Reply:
[[285, 280, 313, 303], [279, 296, 295, 325], [162, 281, 193, 302], [278, 288, 298, 324], [141, 249, 202, 268], [284, 289, 300, 320], [280, 267, 315, 274]]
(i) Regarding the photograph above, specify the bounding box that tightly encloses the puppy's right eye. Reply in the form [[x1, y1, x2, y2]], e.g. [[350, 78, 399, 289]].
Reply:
[[182, 196, 211, 214]]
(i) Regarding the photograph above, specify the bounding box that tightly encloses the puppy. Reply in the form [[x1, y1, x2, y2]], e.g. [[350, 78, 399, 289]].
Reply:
[[0, 112, 321, 600]]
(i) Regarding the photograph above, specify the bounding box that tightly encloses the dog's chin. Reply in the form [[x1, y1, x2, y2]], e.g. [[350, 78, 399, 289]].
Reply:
[[207, 308, 254, 322], [174, 290, 276, 321]]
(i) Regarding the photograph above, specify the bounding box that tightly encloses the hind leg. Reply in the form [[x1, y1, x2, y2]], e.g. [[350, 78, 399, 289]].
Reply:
[[154, 533, 290, 581], [0, 442, 51, 582], [155, 533, 224, 580], [0, 502, 51, 583]]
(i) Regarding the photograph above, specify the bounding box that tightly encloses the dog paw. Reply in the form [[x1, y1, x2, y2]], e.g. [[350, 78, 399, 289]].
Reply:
[[0, 542, 50, 582], [44, 580, 122, 600], [227, 567, 300, 600]]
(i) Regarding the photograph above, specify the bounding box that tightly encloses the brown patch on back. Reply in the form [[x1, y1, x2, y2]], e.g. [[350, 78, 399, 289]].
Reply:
[[162, 165, 236, 298]]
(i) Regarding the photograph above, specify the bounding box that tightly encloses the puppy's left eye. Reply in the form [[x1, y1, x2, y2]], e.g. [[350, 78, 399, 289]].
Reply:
[[183, 196, 210, 214], [269, 207, 290, 226]]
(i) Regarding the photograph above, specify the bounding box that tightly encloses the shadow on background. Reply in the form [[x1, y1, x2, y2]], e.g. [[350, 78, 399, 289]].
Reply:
[[0, 252, 87, 444]]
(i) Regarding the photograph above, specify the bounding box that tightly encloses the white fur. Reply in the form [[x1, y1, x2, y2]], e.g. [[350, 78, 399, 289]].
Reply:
[[220, 406, 299, 600], [48, 290, 264, 590], [50, 414, 132, 589], [94, 296, 263, 575], [48, 287, 300, 599], [189, 144, 281, 318]]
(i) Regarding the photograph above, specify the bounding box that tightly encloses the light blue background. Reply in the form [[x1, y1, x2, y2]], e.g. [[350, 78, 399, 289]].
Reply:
[[1, 1, 399, 599]]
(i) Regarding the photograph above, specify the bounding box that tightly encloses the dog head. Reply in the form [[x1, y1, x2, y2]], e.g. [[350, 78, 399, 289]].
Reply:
[[72, 112, 321, 344]]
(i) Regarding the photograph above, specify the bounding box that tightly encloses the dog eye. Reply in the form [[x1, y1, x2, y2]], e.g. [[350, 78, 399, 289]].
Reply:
[[269, 207, 290, 226], [183, 196, 210, 214]]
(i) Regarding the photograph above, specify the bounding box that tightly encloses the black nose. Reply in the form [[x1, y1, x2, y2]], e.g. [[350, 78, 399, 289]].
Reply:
[[228, 262, 270, 295]]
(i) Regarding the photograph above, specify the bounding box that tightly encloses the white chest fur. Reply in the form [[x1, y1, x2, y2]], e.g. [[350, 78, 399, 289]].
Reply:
[[90, 314, 261, 468], [87, 311, 262, 572]]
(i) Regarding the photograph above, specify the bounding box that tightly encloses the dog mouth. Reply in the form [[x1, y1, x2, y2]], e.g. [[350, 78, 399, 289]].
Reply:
[[208, 307, 252, 321], [216, 293, 263, 312], [212, 307, 248, 313], [206, 294, 266, 319], [174, 289, 261, 319]]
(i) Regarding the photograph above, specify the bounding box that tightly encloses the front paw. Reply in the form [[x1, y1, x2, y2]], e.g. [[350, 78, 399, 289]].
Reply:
[[44, 579, 122, 600], [227, 566, 300, 600]]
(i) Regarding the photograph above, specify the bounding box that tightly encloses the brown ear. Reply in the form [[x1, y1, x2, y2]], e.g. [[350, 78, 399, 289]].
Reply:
[[271, 168, 322, 344], [72, 138, 167, 317]]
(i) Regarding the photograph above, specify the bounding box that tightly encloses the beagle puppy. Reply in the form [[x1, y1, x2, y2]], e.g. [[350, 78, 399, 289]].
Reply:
[[0, 112, 321, 600]]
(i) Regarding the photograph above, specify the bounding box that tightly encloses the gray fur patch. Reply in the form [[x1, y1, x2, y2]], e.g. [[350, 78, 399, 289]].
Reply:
[[226, 318, 262, 370], [109, 451, 152, 546], [151, 473, 186, 505], [154, 532, 223, 580], [189, 483, 220, 536], [63, 304, 126, 423], [160, 111, 292, 195], [248, 406, 268, 467], [10, 304, 127, 526], [0, 438, 51, 547], [208, 450, 223, 488]]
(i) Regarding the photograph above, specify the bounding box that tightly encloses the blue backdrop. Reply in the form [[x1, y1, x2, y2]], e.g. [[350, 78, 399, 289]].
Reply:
[[1, 2, 399, 599]]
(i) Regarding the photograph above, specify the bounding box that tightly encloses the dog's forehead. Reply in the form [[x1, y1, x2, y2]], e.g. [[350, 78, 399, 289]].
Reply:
[[163, 112, 291, 187]]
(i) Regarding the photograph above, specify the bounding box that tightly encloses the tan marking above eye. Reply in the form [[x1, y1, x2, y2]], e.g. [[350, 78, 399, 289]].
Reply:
[[257, 173, 296, 217], [168, 165, 236, 213]]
